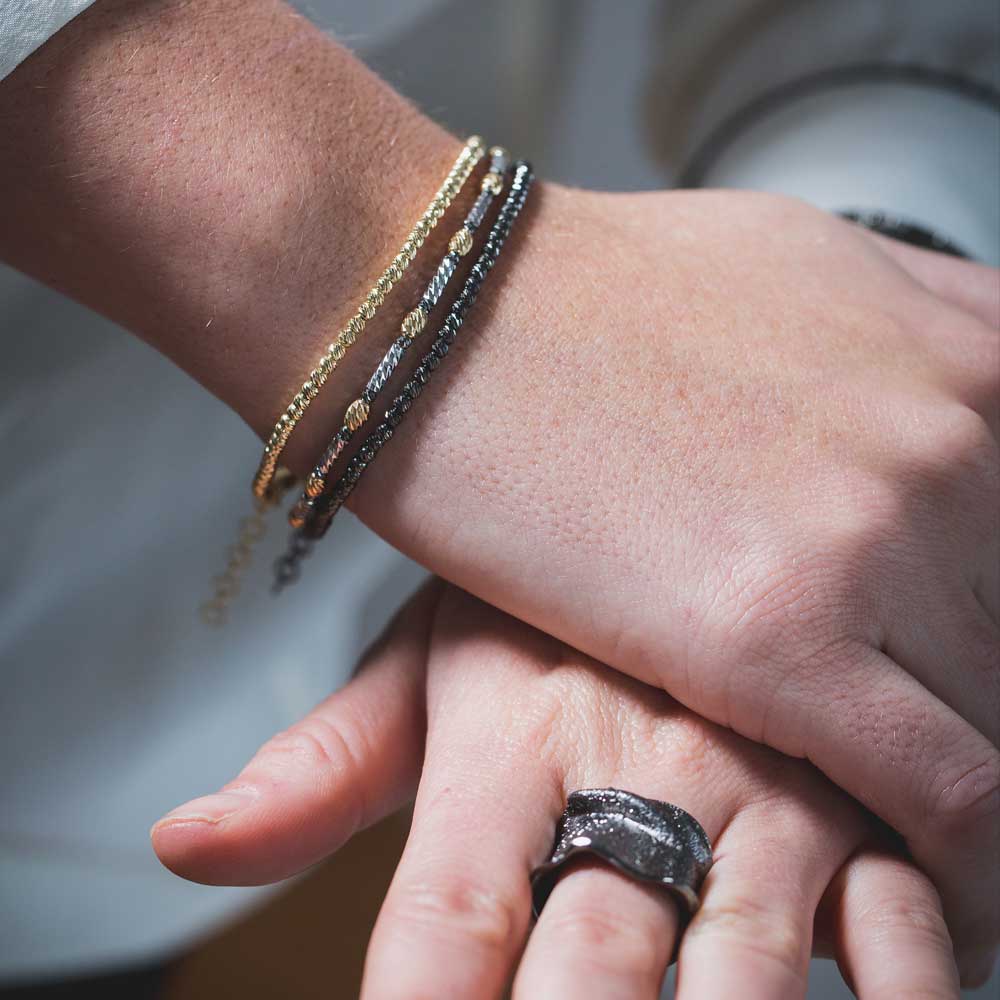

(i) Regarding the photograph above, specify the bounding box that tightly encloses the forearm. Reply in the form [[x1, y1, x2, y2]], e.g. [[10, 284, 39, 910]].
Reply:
[[0, 0, 474, 471]]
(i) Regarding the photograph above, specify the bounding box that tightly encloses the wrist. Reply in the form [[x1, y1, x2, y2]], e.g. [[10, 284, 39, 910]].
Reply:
[[0, 0, 459, 459]]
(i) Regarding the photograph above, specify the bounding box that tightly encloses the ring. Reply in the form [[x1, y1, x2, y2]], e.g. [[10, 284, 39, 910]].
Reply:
[[530, 788, 713, 919]]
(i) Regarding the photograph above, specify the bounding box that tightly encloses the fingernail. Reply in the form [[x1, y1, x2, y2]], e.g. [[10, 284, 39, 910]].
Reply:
[[153, 787, 259, 829]]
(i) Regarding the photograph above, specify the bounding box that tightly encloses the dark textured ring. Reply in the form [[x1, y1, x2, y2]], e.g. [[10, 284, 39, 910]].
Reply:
[[530, 789, 713, 920]]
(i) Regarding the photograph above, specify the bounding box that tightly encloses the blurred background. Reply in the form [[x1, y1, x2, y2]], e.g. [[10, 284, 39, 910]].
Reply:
[[1, 1, 997, 997]]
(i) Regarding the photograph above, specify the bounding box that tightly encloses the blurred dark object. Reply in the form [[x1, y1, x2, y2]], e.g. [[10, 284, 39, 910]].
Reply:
[[0, 962, 174, 1000], [840, 209, 970, 258], [0, 810, 409, 1000], [164, 810, 409, 1000]]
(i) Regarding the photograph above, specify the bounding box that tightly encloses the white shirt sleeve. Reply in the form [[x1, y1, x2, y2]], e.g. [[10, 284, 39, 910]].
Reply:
[[0, 0, 97, 80]]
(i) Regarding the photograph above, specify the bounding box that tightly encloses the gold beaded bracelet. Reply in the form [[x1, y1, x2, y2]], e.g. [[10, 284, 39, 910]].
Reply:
[[251, 134, 487, 502]]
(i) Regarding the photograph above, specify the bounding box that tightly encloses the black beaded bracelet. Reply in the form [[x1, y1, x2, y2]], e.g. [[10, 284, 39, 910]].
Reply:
[[272, 161, 534, 590]]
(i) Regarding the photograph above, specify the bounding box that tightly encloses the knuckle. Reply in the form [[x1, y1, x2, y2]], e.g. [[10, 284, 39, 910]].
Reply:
[[954, 618, 1000, 684], [920, 405, 999, 492], [717, 559, 822, 652], [935, 405, 996, 461], [243, 715, 368, 831], [705, 545, 875, 742], [390, 878, 520, 953], [541, 899, 663, 974], [721, 559, 865, 680], [688, 895, 805, 979], [493, 647, 630, 771], [485, 672, 569, 769], [926, 750, 1000, 838], [855, 892, 951, 950], [720, 542, 873, 657], [236, 714, 370, 840], [252, 715, 355, 776], [640, 710, 728, 780]]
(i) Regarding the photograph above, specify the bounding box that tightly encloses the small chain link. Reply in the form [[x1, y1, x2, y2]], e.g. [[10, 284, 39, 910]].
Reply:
[[200, 469, 296, 625]]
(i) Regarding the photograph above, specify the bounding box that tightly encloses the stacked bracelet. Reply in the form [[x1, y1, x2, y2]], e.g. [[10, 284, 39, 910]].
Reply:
[[287, 146, 511, 529], [203, 136, 485, 623], [273, 161, 535, 589], [251, 134, 487, 502]]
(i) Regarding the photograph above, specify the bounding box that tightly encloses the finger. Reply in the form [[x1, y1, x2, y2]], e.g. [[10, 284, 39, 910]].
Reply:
[[737, 642, 1000, 978], [514, 860, 679, 1000], [860, 228, 1000, 432], [360, 625, 564, 1000], [674, 796, 862, 1000], [820, 849, 961, 998], [864, 229, 1000, 329], [915, 308, 1000, 435], [885, 578, 1000, 745], [974, 554, 1000, 628], [151, 579, 441, 885]]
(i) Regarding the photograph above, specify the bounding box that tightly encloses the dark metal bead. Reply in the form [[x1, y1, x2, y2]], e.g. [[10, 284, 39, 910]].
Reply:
[[283, 162, 535, 552]]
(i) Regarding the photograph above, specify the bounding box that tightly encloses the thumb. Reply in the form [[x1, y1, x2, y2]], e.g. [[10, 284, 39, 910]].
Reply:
[[151, 579, 441, 886]]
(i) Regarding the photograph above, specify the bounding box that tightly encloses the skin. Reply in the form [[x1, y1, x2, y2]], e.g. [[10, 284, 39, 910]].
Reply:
[[154, 584, 963, 999], [0, 0, 996, 979]]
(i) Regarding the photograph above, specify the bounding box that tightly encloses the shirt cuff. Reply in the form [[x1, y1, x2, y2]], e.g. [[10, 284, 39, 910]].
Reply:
[[0, 0, 97, 81]]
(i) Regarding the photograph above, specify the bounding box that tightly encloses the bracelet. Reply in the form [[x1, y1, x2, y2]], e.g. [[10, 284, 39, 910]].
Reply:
[[250, 134, 487, 502], [272, 161, 535, 589], [310, 162, 534, 534], [287, 145, 511, 529]]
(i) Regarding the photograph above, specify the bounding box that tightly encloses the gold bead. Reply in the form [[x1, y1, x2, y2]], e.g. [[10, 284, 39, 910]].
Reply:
[[305, 472, 325, 498], [345, 398, 370, 432], [449, 228, 473, 256], [481, 171, 503, 195], [341, 316, 363, 346], [401, 308, 427, 339]]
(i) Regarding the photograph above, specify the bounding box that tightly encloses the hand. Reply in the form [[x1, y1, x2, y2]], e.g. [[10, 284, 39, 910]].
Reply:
[[340, 187, 999, 978], [4, 5, 995, 975], [153, 584, 961, 999]]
